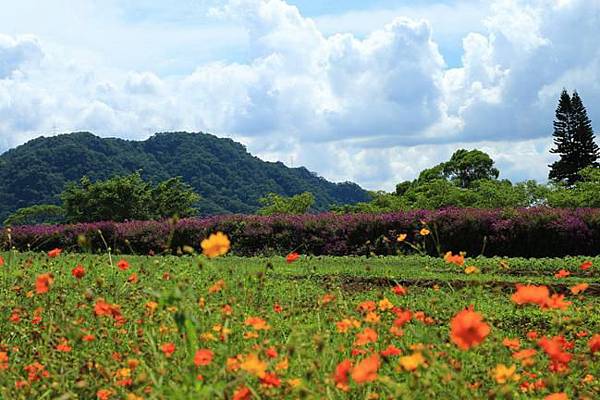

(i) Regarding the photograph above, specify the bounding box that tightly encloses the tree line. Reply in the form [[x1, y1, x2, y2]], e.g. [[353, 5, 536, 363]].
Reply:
[[3, 89, 599, 224]]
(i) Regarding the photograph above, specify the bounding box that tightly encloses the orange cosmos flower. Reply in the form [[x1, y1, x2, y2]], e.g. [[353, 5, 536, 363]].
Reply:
[[333, 359, 352, 391], [589, 334, 600, 354], [444, 251, 465, 266], [273, 303, 282, 313], [554, 269, 570, 278], [47, 248, 62, 258], [240, 353, 267, 378], [194, 349, 214, 366], [35, 273, 54, 294], [545, 393, 568, 400], [0, 352, 8, 370], [538, 336, 572, 367], [449, 306, 490, 350], [419, 228, 430, 236], [580, 260, 592, 271], [354, 327, 378, 346], [321, 293, 336, 304], [542, 294, 571, 311], [393, 309, 412, 327], [232, 386, 252, 400], [286, 252, 300, 263], [161, 343, 176, 358], [0, 255, 4, 266], [71, 264, 85, 279], [96, 389, 114, 400], [244, 316, 270, 330], [127, 273, 138, 283], [511, 284, 550, 307], [351, 354, 380, 384], [117, 259, 129, 270], [82, 334, 96, 342], [208, 279, 225, 293], [502, 338, 521, 350], [378, 298, 394, 311], [357, 301, 377, 313], [201, 232, 230, 258], [570, 283, 589, 295], [397, 233, 407, 242]]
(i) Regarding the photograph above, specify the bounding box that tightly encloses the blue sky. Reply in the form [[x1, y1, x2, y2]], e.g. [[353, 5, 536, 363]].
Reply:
[[1, 0, 599, 190]]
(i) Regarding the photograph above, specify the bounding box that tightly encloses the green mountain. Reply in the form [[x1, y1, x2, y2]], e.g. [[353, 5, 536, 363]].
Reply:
[[0, 132, 369, 219]]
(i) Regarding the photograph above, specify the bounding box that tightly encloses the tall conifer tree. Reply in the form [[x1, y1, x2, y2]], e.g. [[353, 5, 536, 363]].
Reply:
[[549, 90, 599, 185]]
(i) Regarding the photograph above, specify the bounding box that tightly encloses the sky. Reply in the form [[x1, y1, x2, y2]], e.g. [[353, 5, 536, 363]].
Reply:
[[1, 0, 599, 190]]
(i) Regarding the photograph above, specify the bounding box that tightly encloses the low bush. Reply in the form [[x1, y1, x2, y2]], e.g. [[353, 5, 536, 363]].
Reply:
[[4, 207, 600, 257]]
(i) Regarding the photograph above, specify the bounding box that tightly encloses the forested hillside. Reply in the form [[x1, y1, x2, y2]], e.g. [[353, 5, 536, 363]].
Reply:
[[0, 132, 369, 219]]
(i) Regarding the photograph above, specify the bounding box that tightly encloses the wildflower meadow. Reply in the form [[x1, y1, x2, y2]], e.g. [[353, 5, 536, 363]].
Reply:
[[0, 230, 598, 399]]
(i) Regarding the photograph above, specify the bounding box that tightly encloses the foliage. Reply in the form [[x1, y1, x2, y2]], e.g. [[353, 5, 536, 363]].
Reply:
[[547, 167, 600, 208], [257, 192, 315, 215], [442, 149, 500, 188], [549, 90, 599, 185], [0, 131, 369, 220], [61, 172, 200, 223], [5, 207, 600, 257], [0, 251, 597, 398], [3, 204, 66, 226]]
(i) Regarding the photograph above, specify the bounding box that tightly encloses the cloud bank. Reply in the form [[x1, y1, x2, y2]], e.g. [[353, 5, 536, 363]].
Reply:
[[1, 0, 599, 190]]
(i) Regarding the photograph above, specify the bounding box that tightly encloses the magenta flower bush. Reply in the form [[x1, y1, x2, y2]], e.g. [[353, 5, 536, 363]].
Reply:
[[4, 207, 600, 257]]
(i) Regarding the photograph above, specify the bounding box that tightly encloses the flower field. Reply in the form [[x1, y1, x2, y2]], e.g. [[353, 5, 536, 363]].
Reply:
[[0, 245, 599, 399]]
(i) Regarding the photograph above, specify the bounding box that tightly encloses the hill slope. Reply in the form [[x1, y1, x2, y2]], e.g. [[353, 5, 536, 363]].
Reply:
[[0, 132, 369, 219]]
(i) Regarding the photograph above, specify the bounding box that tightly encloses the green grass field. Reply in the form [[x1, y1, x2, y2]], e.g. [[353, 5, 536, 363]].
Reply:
[[0, 251, 598, 399]]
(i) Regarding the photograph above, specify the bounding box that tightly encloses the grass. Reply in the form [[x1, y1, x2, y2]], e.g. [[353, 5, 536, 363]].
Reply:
[[0, 251, 598, 399]]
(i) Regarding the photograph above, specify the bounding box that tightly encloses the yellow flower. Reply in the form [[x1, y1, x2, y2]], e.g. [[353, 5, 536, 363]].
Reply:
[[492, 364, 520, 384], [419, 228, 430, 236], [397, 234, 407, 242], [378, 298, 394, 311], [287, 378, 302, 388], [201, 232, 230, 258], [399, 352, 425, 371], [364, 312, 381, 324], [464, 266, 480, 274], [240, 353, 267, 378]]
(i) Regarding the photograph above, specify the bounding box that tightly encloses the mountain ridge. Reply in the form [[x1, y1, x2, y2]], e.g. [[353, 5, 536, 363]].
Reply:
[[0, 131, 369, 219]]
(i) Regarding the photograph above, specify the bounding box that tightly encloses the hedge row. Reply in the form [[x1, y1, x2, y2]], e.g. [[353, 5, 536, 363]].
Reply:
[[3, 207, 600, 257]]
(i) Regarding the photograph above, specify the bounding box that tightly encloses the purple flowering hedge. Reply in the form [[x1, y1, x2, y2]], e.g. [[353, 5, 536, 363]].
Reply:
[[3, 207, 600, 257]]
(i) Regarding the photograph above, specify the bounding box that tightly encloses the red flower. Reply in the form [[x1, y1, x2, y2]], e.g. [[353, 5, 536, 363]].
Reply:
[[127, 273, 138, 283], [260, 372, 281, 387], [0, 255, 4, 266], [450, 306, 490, 350], [380, 345, 402, 357], [47, 248, 62, 258], [333, 359, 352, 391], [194, 349, 214, 366], [554, 269, 570, 278], [273, 303, 283, 313], [589, 334, 600, 354], [392, 285, 407, 295], [580, 260, 592, 271], [117, 259, 129, 271], [538, 336, 572, 369], [35, 273, 54, 294], [161, 343, 176, 358], [232, 386, 252, 400], [286, 252, 300, 263], [71, 265, 85, 279]]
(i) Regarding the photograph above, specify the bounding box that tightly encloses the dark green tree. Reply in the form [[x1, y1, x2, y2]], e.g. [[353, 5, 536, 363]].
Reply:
[[4, 204, 66, 226], [442, 149, 499, 188], [151, 177, 200, 219], [61, 172, 200, 223], [549, 90, 599, 185]]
